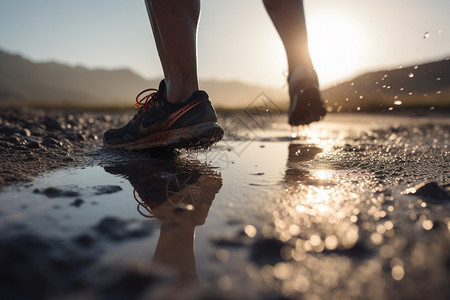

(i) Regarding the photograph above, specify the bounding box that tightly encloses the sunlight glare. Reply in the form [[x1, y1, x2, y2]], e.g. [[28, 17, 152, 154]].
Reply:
[[307, 12, 366, 87]]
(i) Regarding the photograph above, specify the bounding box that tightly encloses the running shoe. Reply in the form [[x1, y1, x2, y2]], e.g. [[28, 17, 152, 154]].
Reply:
[[104, 157, 222, 225], [103, 80, 224, 150], [288, 66, 327, 126]]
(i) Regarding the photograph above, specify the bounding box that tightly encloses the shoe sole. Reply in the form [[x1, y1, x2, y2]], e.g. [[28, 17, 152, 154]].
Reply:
[[104, 122, 224, 151], [289, 88, 327, 126]]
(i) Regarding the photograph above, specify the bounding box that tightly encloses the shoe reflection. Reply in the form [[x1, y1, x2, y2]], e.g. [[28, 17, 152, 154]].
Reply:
[[105, 157, 222, 285], [285, 143, 323, 183]]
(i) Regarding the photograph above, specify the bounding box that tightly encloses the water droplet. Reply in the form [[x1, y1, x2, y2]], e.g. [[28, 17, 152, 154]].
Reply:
[[423, 31, 430, 39], [384, 221, 394, 230], [392, 265, 405, 280], [413, 65, 419, 69], [394, 100, 402, 105], [370, 232, 383, 245], [356, 106, 361, 111], [388, 107, 394, 111], [245, 225, 257, 237], [408, 73, 414, 78], [422, 220, 433, 230], [324, 235, 338, 250]]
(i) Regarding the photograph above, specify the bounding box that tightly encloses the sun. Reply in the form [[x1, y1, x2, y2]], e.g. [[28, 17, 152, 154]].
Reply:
[[307, 12, 366, 87]]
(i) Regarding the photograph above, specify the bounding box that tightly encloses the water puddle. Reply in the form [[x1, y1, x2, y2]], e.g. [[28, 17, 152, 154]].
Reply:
[[0, 114, 449, 299]]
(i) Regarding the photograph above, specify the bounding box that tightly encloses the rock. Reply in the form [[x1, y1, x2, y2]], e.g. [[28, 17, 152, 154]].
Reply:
[[2, 136, 21, 145], [411, 182, 449, 202], [0, 141, 12, 150], [64, 133, 85, 142], [93, 185, 122, 195], [70, 198, 85, 208], [42, 187, 61, 197], [12, 128, 31, 137], [250, 238, 286, 265], [26, 141, 41, 149], [42, 137, 62, 148], [0, 125, 16, 136], [34, 187, 80, 198], [43, 117, 62, 131], [23, 128, 31, 137]]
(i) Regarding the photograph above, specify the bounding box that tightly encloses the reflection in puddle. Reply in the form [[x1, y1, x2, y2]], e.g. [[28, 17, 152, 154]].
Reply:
[[104, 158, 222, 289], [285, 143, 323, 183]]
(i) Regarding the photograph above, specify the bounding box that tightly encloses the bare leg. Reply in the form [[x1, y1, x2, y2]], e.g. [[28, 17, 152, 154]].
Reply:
[[145, 0, 200, 104], [263, 0, 326, 125], [263, 0, 313, 73]]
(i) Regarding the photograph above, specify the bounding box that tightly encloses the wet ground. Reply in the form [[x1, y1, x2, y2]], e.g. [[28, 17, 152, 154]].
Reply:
[[0, 107, 449, 299]]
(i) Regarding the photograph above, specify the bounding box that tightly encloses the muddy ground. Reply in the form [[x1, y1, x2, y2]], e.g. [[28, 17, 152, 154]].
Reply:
[[0, 106, 449, 300]]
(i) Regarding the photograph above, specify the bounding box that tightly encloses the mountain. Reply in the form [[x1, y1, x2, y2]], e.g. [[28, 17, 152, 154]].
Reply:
[[1, 48, 448, 111], [0, 49, 287, 109], [322, 59, 450, 111]]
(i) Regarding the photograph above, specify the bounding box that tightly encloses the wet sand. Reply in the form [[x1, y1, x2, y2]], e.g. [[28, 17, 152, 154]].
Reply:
[[0, 107, 449, 299]]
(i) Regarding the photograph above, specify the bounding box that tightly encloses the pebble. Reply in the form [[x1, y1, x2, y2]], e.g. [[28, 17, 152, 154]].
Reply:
[[93, 185, 123, 195], [250, 238, 286, 265], [34, 187, 80, 198], [26, 141, 41, 149], [70, 198, 85, 207], [0, 141, 12, 150], [42, 137, 62, 148], [43, 117, 62, 131]]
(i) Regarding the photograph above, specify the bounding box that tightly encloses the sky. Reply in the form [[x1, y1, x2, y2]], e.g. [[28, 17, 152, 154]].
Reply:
[[0, 0, 449, 89]]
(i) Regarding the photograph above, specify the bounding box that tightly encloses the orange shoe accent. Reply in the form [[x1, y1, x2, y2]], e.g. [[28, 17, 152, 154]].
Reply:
[[134, 88, 159, 117]]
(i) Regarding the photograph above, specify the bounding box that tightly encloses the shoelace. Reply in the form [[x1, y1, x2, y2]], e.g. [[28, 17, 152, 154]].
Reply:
[[133, 188, 155, 218], [134, 88, 159, 117]]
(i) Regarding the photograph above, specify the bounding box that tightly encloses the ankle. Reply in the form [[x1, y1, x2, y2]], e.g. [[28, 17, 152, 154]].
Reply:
[[288, 62, 314, 77], [164, 79, 198, 104]]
